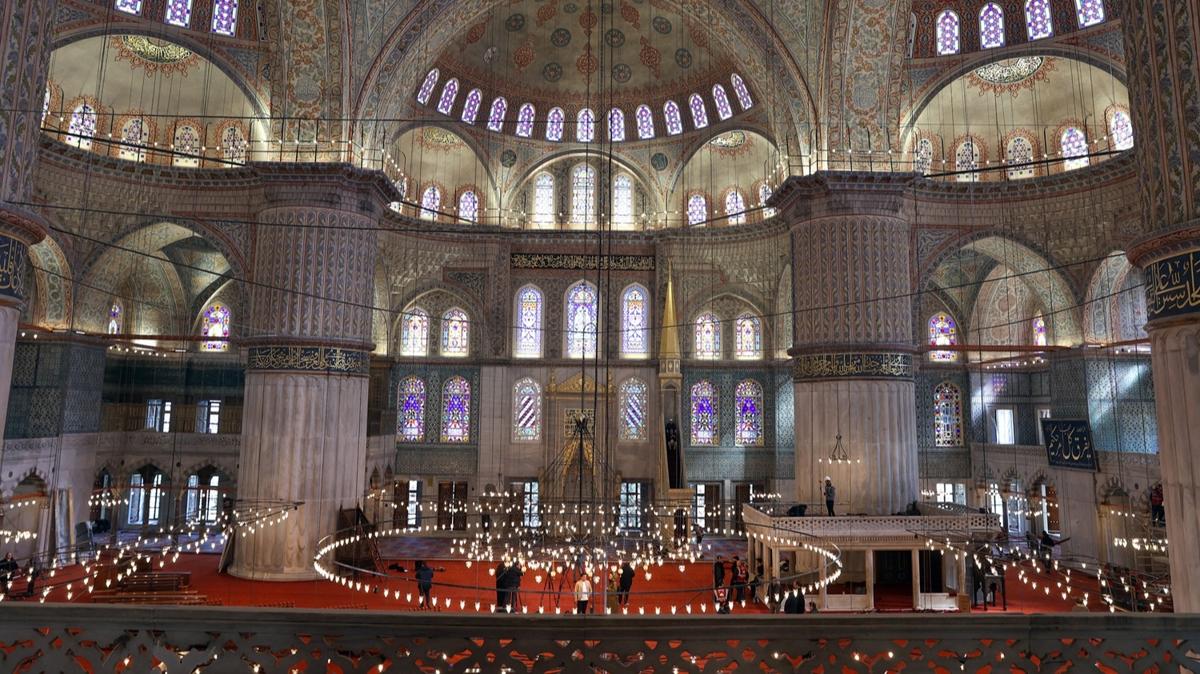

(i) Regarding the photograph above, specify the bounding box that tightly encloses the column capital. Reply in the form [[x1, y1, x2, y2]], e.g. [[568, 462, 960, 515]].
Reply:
[[0, 204, 48, 248]]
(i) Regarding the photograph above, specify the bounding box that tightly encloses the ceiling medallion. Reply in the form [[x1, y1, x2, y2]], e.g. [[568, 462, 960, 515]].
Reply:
[[111, 35, 199, 77]]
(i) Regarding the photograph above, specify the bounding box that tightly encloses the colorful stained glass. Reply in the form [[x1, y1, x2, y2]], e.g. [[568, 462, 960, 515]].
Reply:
[[612, 174, 634, 228], [417, 69, 439, 105], [441, 376, 471, 443], [734, 314, 761, 359], [398, 376, 426, 442], [608, 108, 625, 142], [1033, 315, 1048, 346], [955, 137, 980, 182], [487, 97, 507, 132], [514, 285, 543, 358], [436, 78, 460, 115], [734, 380, 764, 447], [758, 183, 775, 219], [457, 190, 479, 223], [577, 108, 595, 142], [928, 312, 958, 362], [222, 125, 247, 164], [933, 382, 963, 447], [725, 190, 746, 225], [119, 118, 150, 162], [686, 194, 707, 226], [565, 281, 599, 359], [115, 0, 142, 15], [712, 84, 733, 120], [108, 304, 122, 334], [401, 307, 429, 356], [635, 105, 655, 139], [694, 312, 721, 360], [200, 305, 230, 352], [664, 100, 683, 135], [1109, 110, 1133, 151], [1075, 0, 1104, 27], [619, 378, 648, 441], [165, 0, 193, 26], [211, 0, 239, 36], [461, 89, 482, 124], [936, 10, 961, 55], [915, 138, 934, 175], [571, 164, 595, 224], [441, 308, 470, 357], [516, 103, 536, 137], [533, 173, 555, 226], [690, 380, 718, 446], [731, 73, 753, 110], [173, 124, 200, 167], [420, 185, 441, 220], [67, 104, 97, 150], [512, 378, 541, 441], [1006, 135, 1035, 179], [688, 93, 709, 129], [980, 3, 1005, 48], [1061, 127, 1089, 170], [1024, 0, 1053, 39], [546, 107, 565, 141], [621, 284, 649, 358]]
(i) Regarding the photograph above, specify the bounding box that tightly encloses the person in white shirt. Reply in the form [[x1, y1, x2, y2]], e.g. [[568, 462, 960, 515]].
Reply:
[[574, 575, 592, 615]]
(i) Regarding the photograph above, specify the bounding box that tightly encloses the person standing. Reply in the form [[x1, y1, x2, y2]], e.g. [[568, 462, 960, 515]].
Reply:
[[712, 555, 726, 589], [823, 478, 836, 516], [1150, 484, 1165, 526], [494, 562, 509, 612], [574, 574, 592, 615], [732, 559, 749, 603], [0, 553, 18, 590], [415, 560, 434, 610], [618, 561, 634, 607], [505, 562, 523, 612]]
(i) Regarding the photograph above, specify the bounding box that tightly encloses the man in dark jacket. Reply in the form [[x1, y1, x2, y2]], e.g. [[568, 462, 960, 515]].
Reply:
[[712, 556, 725, 589], [618, 561, 635, 607], [503, 562, 523, 611], [783, 583, 806, 614], [495, 562, 509, 612]]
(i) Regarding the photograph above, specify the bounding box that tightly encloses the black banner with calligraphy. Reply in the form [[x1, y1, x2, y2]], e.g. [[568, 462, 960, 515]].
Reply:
[[1144, 250, 1200, 321], [1041, 419, 1098, 471], [0, 236, 28, 301]]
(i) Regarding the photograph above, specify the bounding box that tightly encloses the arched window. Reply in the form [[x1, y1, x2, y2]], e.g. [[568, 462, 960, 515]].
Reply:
[[1033, 315, 1048, 346], [127, 473, 145, 524], [514, 285, 543, 358], [441, 376, 471, 443], [731, 73, 753, 110], [1061, 127, 1089, 170], [107, 303, 123, 334], [1076, 0, 1104, 27], [635, 104, 655, 139], [735, 380, 764, 447], [734, 313, 761, 360], [608, 108, 626, 142], [42, 88, 50, 125], [618, 378, 648, 441], [570, 164, 596, 225], [664, 100, 683, 135], [621, 284, 649, 358], [516, 103, 536, 137], [565, 281, 599, 358], [533, 173, 555, 226], [936, 10, 961, 55], [185, 471, 221, 523], [1006, 135, 1035, 179], [512, 378, 542, 441], [398, 376, 426, 441], [222, 125, 247, 164], [928, 312, 958, 362], [758, 183, 775, 219], [688, 93, 709, 129], [724, 190, 746, 225], [436, 78, 460, 115], [165, 0, 193, 27], [147, 472, 166, 522], [420, 185, 441, 220], [1109, 110, 1134, 151], [200, 305, 230, 352], [690, 380, 719, 446], [416, 69, 440, 105], [211, 0, 239, 35], [546, 107, 565, 141], [458, 190, 479, 223], [461, 88, 483, 124], [612, 174, 634, 228], [694, 312, 721, 360], [401, 307, 429, 356], [1025, 0, 1053, 39], [441, 308, 469, 357], [67, 103, 97, 150], [712, 84, 733, 121], [955, 137, 980, 182], [980, 3, 1005, 48], [577, 108, 596, 142], [686, 193, 708, 226], [116, 0, 143, 15], [487, 97, 507, 132], [172, 124, 201, 167], [933, 382, 963, 447], [914, 138, 934, 175]]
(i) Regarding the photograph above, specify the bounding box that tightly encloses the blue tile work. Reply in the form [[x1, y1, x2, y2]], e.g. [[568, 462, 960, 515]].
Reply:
[[102, 356, 246, 407], [1083, 356, 1157, 454], [682, 366, 783, 482], [774, 372, 795, 476], [968, 369, 1051, 446], [917, 367, 973, 479], [390, 364, 481, 477], [5, 341, 105, 439]]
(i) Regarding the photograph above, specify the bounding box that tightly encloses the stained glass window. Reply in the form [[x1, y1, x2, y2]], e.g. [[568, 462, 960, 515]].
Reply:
[[690, 380, 718, 446], [546, 107, 565, 141], [441, 376, 471, 443], [417, 69, 440, 105], [608, 108, 625, 142], [955, 137, 980, 182], [1061, 127, 1089, 170], [635, 105, 655, 139], [725, 190, 746, 225], [200, 305, 230, 352], [664, 100, 683, 135], [487, 97, 507, 132], [108, 304, 122, 334], [420, 185, 441, 220], [401, 307, 429, 356], [577, 108, 595, 142], [461, 89, 482, 124], [1109, 110, 1134, 151], [457, 190, 479, 223], [42, 88, 50, 125], [686, 193, 707, 226], [398, 376, 426, 442], [118, 118, 150, 162], [222, 125, 247, 164], [612, 174, 634, 228], [1006, 136, 1035, 179], [735, 380, 764, 447], [533, 173, 555, 226], [1025, 0, 1053, 39], [936, 10, 960, 55], [512, 378, 541, 441], [1075, 0, 1104, 27], [734, 313, 761, 359], [115, 0, 142, 15], [694, 312, 721, 360], [621, 284, 649, 358], [165, 0, 193, 27], [565, 281, 599, 359], [173, 124, 200, 167], [211, 0, 239, 36], [619, 378, 648, 441], [441, 308, 469, 357], [514, 285, 543, 358], [688, 93, 709, 129], [1033, 315, 1048, 346], [980, 3, 1005, 48], [67, 104, 97, 150], [712, 84, 733, 121], [915, 138, 934, 175], [436, 78, 460, 115], [571, 164, 595, 225], [928, 312, 958, 362], [933, 382, 963, 447], [516, 103, 536, 137], [758, 183, 775, 219], [731, 73, 753, 110]]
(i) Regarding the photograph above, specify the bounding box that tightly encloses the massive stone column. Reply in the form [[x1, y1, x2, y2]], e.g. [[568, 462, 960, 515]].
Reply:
[[1122, 0, 1200, 612], [229, 166, 389, 581], [778, 173, 917, 516]]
